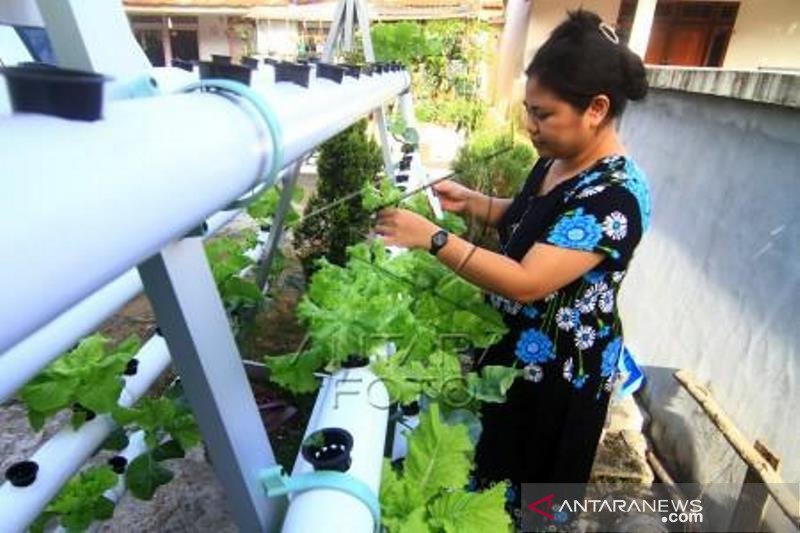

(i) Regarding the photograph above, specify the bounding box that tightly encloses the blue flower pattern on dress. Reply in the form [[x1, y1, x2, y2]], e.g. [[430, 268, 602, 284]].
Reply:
[[623, 159, 652, 231], [546, 208, 603, 251], [601, 337, 623, 377], [488, 155, 649, 398], [515, 329, 555, 364]]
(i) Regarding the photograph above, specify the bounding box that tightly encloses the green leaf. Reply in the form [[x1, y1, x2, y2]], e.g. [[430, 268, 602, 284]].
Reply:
[[386, 506, 429, 533], [466, 366, 521, 404], [152, 440, 186, 461], [92, 496, 116, 521], [403, 403, 473, 502], [264, 352, 322, 393], [18, 334, 138, 430], [76, 374, 124, 414], [126, 453, 174, 500], [427, 483, 511, 533], [20, 375, 79, 412], [46, 466, 118, 531], [102, 427, 130, 451]]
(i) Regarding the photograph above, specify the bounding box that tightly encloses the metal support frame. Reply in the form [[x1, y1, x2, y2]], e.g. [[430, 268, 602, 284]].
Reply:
[[138, 238, 286, 532], [256, 159, 303, 293], [322, 0, 395, 180]]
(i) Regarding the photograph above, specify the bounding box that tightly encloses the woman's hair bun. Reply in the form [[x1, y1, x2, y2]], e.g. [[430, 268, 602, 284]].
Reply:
[[526, 9, 649, 117], [621, 47, 648, 101], [550, 9, 603, 42]]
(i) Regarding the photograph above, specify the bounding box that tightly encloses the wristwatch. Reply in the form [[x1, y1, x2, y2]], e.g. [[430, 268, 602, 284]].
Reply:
[[429, 229, 449, 256]]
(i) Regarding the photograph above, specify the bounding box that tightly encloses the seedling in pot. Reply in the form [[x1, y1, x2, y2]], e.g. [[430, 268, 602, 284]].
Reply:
[[301, 428, 353, 472]]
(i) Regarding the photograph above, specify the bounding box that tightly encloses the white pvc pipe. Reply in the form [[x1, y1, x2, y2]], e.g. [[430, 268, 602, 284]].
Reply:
[[0, 70, 410, 352], [0, 208, 240, 404], [0, 336, 170, 533], [283, 366, 388, 533]]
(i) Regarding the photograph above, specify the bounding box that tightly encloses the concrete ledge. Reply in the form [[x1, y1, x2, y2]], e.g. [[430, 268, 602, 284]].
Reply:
[[645, 66, 800, 109]]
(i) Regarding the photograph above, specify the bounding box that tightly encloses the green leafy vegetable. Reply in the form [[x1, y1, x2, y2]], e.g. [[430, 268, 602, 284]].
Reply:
[[125, 453, 174, 501], [19, 334, 141, 430], [380, 403, 510, 532], [32, 465, 118, 533]]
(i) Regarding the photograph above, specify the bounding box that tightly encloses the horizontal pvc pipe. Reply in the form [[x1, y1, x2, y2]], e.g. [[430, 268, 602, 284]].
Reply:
[[0, 69, 409, 352], [0, 208, 240, 404], [283, 366, 388, 533], [0, 336, 171, 533]]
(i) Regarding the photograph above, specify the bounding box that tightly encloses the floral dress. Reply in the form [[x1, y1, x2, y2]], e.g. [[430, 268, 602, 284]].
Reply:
[[474, 154, 651, 487]]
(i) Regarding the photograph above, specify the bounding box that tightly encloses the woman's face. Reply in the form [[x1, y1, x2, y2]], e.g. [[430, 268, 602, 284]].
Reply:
[[523, 75, 598, 160]]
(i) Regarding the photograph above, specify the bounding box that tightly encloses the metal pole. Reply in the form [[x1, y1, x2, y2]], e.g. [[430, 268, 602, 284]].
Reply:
[[138, 238, 287, 532], [354, 0, 395, 179], [256, 160, 303, 292]]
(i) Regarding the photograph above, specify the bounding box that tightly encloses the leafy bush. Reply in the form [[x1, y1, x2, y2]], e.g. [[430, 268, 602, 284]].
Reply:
[[371, 20, 489, 133], [295, 120, 383, 276], [452, 127, 537, 199]]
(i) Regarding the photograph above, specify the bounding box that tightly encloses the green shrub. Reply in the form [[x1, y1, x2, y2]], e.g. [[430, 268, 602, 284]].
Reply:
[[452, 127, 536, 198], [295, 120, 383, 276]]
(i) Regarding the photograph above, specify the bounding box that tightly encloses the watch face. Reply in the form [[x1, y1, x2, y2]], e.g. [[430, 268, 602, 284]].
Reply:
[[433, 231, 448, 247]]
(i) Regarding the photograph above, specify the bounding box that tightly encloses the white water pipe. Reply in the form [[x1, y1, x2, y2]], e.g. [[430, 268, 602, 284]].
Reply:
[[0, 335, 171, 532], [0, 208, 240, 404], [282, 366, 388, 533], [0, 69, 410, 353]]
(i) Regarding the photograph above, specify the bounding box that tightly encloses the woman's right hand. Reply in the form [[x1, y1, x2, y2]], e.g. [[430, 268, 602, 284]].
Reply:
[[432, 180, 477, 215]]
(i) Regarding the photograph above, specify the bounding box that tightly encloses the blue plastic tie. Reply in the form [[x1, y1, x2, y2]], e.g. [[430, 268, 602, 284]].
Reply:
[[260, 466, 381, 532], [182, 78, 284, 207]]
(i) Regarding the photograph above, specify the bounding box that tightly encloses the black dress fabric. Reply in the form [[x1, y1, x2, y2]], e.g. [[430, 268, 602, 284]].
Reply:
[[474, 154, 651, 486]]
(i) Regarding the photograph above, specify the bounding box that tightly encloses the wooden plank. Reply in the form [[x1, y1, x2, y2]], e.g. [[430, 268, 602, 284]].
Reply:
[[730, 440, 782, 532], [673, 369, 800, 529]]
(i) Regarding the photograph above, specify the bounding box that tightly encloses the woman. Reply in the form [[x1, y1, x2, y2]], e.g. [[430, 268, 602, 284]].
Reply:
[[375, 10, 651, 490]]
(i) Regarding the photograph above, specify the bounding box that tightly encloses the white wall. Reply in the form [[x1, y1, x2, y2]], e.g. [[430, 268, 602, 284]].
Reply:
[[198, 15, 230, 61], [725, 0, 800, 70], [524, 0, 622, 64], [619, 86, 800, 530], [255, 19, 299, 58]]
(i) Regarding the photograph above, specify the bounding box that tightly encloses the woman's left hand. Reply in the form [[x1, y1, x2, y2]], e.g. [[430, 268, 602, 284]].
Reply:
[[374, 208, 439, 250]]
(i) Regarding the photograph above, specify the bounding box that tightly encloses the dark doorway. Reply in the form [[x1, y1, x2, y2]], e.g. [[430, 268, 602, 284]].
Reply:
[[134, 29, 165, 67], [170, 30, 199, 62]]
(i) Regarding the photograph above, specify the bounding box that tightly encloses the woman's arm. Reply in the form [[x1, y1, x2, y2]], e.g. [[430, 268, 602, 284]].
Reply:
[[437, 234, 603, 302], [375, 209, 603, 302], [432, 180, 512, 228], [465, 191, 513, 228]]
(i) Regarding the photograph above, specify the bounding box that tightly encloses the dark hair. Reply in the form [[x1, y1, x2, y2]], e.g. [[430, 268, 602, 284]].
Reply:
[[525, 9, 647, 118]]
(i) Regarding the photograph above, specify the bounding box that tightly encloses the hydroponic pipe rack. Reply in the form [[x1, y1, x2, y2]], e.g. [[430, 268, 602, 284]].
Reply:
[[0, 68, 410, 353], [0, 0, 414, 531]]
